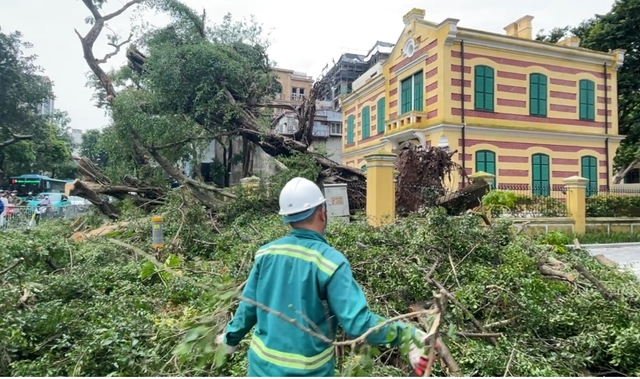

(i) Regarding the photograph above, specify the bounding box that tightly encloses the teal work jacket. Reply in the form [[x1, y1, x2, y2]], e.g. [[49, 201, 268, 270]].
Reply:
[[222, 228, 416, 377]]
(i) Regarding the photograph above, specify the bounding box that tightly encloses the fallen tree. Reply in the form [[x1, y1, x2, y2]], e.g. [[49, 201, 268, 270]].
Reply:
[[75, 0, 485, 219], [2, 192, 640, 377]]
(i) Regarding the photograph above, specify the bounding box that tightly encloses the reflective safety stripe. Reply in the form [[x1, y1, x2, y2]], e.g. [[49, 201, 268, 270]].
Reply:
[[255, 244, 338, 276], [250, 335, 334, 371]]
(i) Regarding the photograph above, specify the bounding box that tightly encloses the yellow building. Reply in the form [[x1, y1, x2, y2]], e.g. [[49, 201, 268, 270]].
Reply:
[[341, 9, 625, 194]]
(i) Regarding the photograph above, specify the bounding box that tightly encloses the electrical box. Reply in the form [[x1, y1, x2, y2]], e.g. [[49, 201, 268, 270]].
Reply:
[[323, 183, 350, 224]]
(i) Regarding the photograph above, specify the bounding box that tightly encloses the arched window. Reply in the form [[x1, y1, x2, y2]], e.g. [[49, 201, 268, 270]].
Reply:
[[579, 79, 595, 121], [474, 65, 494, 111], [529, 73, 548, 117], [531, 153, 550, 196], [475, 150, 496, 187], [581, 155, 598, 196]]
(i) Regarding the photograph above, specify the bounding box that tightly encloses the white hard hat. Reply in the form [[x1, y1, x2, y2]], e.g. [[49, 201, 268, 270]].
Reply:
[[278, 177, 326, 221]]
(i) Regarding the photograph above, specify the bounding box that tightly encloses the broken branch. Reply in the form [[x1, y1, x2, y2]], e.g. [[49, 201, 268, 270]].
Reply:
[[0, 257, 25, 276]]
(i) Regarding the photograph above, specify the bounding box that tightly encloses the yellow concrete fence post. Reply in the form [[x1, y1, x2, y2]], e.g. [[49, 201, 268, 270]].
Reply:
[[563, 176, 589, 235], [364, 152, 397, 227]]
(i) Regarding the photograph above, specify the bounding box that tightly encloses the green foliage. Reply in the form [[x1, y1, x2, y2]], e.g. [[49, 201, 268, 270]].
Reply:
[[535, 26, 571, 43], [0, 29, 75, 179], [80, 129, 109, 169], [586, 195, 640, 217], [482, 190, 566, 217], [564, 0, 640, 172], [5, 194, 640, 376], [540, 230, 640, 244], [89, 1, 279, 185]]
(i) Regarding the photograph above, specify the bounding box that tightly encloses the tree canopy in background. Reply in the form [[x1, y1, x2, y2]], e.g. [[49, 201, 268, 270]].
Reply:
[[536, 0, 640, 182], [0, 28, 76, 180]]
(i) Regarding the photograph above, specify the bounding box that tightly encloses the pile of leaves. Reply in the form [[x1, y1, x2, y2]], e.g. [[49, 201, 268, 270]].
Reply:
[[2, 190, 640, 377]]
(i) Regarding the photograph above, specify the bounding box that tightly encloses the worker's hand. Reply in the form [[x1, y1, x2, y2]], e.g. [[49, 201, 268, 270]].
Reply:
[[408, 341, 429, 376], [215, 333, 238, 355]]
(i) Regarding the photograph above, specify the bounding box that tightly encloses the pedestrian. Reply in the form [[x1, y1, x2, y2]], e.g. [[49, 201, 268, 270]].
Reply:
[[9, 190, 22, 206], [215, 177, 429, 377], [0, 191, 8, 228]]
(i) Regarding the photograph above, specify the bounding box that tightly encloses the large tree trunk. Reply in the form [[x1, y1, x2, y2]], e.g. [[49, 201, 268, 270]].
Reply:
[[76, 0, 234, 217], [613, 157, 640, 184]]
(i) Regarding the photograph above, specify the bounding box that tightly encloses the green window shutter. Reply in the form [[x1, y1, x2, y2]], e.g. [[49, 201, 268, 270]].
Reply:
[[475, 150, 496, 187], [587, 80, 595, 120], [346, 115, 355, 144], [581, 155, 598, 196], [474, 65, 494, 111], [530, 73, 547, 117], [377, 97, 386, 134], [579, 79, 595, 121], [401, 77, 412, 114], [362, 106, 370, 139], [531, 153, 550, 196], [413, 71, 424, 111]]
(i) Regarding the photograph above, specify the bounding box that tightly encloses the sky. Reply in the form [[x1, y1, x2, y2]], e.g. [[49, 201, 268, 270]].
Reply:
[[0, 0, 614, 132]]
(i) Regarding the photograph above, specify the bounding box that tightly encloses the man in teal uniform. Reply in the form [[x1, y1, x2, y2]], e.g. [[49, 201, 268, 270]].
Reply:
[[216, 177, 428, 376]]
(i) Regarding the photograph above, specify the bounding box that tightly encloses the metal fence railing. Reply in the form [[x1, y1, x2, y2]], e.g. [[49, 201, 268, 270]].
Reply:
[[484, 185, 567, 218], [0, 204, 90, 229]]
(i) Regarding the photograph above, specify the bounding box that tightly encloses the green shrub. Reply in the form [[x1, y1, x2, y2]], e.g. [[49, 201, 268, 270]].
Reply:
[[482, 190, 566, 217], [586, 195, 640, 217]]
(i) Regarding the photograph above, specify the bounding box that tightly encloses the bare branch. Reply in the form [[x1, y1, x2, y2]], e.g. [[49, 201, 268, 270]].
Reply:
[[77, 0, 141, 100], [97, 33, 133, 64], [103, 0, 144, 21], [1, 258, 25, 276]]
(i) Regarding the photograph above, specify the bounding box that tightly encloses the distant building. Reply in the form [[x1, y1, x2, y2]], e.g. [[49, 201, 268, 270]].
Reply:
[[71, 129, 83, 154], [320, 41, 395, 111], [37, 76, 55, 116], [197, 67, 344, 186]]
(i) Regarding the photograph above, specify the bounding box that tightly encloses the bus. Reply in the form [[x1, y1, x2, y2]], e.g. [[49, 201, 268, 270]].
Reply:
[[7, 174, 71, 199]]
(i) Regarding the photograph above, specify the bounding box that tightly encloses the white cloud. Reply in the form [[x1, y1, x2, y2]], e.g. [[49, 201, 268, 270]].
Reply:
[[0, 0, 614, 131]]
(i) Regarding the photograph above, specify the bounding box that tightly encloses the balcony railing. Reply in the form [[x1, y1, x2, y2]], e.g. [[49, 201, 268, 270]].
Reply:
[[291, 93, 305, 101]]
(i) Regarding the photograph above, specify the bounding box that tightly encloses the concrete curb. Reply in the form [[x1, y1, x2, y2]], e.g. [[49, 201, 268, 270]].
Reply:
[[566, 242, 640, 249]]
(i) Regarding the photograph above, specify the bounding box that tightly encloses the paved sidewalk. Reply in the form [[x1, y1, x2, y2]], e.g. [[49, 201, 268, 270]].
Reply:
[[579, 242, 640, 279]]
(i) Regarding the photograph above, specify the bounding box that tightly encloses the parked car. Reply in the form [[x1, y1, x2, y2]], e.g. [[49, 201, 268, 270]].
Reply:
[[68, 196, 91, 211]]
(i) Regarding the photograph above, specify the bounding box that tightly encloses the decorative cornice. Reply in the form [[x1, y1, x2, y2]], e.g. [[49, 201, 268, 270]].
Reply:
[[441, 18, 460, 46], [341, 141, 386, 159], [439, 123, 625, 142], [612, 49, 625, 71], [456, 29, 620, 68]]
